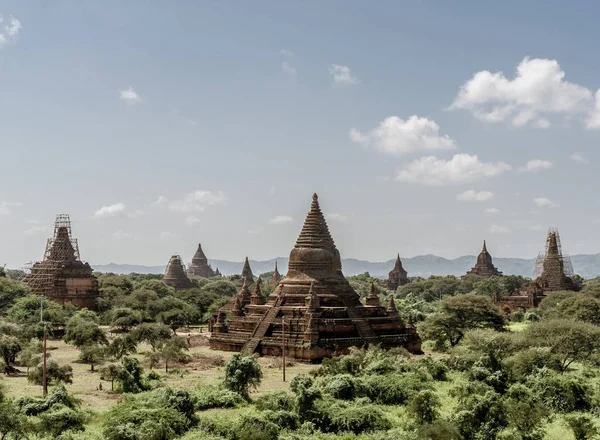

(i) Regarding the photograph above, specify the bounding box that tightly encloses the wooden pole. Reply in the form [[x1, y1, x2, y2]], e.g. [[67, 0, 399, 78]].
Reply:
[[42, 323, 47, 397], [282, 316, 286, 382]]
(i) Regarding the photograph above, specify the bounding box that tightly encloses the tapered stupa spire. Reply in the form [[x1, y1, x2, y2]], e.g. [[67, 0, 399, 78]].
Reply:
[[388, 253, 409, 290], [250, 278, 265, 305], [241, 257, 254, 284], [366, 281, 381, 306], [187, 243, 216, 278], [294, 193, 335, 250], [271, 262, 282, 283], [463, 240, 502, 278]]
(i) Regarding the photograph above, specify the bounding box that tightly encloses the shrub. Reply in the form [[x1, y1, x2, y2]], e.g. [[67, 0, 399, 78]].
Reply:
[[407, 390, 441, 424], [223, 353, 262, 399], [419, 357, 448, 381], [526, 369, 593, 413], [364, 372, 430, 405], [234, 413, 280, 440], [564, 412, 599, 440], [315, 398, 391, 434], [261, 409, 300, 431], [194, 385, 245, 411], [254, 391, 295, 412], [28, 360, 73, 385], [320, 374, 368, 400]]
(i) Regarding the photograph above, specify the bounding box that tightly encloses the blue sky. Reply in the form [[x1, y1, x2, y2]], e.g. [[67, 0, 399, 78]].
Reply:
[[0, 1, 599, 268]]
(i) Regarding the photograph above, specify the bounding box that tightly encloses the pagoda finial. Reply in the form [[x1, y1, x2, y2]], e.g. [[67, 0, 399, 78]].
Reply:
[[387, 296, 398, 314], [313, 193, 318, 201], [482, 240, 488, 252], [366, 281, 381, 306]]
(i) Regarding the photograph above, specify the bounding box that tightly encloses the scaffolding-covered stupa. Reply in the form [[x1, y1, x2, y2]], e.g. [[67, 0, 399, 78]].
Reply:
[[163, 255, 194, 290], [210, 193, 422, 362], [533, 228, 578, 292], [24, 214, 99, 309], [187, 243, 216, 278]]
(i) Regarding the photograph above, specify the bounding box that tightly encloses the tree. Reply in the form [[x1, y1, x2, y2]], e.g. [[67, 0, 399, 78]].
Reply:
[[0, 397, 30, 439], [19, 341, 44, 373], [224, 353, 263, 399], [420, 294, 506, 348], [7, 296, 68, 338], [407, 389, 441, 424], [0, 334, 21, 374], [107, 334, 138, 360], [564, 412, 599, 440], [78, 344, 106, 372], [158, 337, 189, 372], [116, 357, 147, 393], [64, 310, 108, 348], [0, 277, 29, 313], [541, 294, 600, 325], [28, 360, 73, 385], [525, 319, 600, 372], [109, 307, 142, 332], [156, 297, 199, 333], [131, 322, 172, 351], [100, 363, 123, 391]]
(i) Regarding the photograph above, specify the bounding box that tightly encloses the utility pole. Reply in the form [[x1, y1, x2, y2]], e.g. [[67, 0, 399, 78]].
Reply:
[[282, 316, 286, 382], [40, 299, 47, 397]]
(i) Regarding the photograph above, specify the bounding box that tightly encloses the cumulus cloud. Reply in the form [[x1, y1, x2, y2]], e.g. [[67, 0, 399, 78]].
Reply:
[[489, 224, 510, 233], [119, 86, 141, 104], [280, 49, 294, 57], [152, 195, 169, 205], [395, 154, 511, 186], [350, 116, 456, 156], [518, 159, 553, 172], [328, 64, 359, 86], [0, 201, 22, 216], [0, 15, 21, 48], [94, 203, 126, 218], [533, 197, 559, 208], [586, 90, 600, 129], [282, 61, 297, 79], [570, 152, 589, 164], [269, 215, 293, 225], [484, 208, 501, 214], [456, 190, 494, 202], [168, 190, 227, 213], [450, 57, 594, 128], [326, 213, 347, 222]]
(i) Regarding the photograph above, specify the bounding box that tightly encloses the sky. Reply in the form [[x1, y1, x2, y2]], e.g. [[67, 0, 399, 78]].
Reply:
[[1, 0, 599, 268]]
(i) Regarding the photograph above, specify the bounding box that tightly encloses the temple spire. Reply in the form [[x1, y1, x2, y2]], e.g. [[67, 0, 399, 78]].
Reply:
[[366, 281, 381, 306], [272, 261, 281, 283], [387, 296, 398, 315], [294, 193, 335, 250], [241, 257, 254, 284], [482, 240, 487, 253], [250, 278, 265, 305]]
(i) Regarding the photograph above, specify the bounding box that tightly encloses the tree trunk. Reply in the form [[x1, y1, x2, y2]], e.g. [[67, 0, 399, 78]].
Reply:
[[111, 378, 114, 391], [91, 363, 94, 372], [165, 360, 168, 373]]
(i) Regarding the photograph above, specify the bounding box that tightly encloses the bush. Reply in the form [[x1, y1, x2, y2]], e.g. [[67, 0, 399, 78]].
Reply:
[[234, 413, 280, 440], [419, 357, 449, 381], [28, 360, 73, 385], [364, 372, 430, 405], [407, 390, 441, 424], [223, 353, 262, 399], [320, 374, 368, 401], [261, 409, 300, 431], [526, 369, 593, 413], [315, 398, 391, 434], [194, 385, 245, 411], [254, 391, 295, 412]]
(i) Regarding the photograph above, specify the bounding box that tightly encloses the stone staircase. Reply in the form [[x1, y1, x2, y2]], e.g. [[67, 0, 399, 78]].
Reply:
[[242, 300, 282, 354], [344, 298, 378, 341]]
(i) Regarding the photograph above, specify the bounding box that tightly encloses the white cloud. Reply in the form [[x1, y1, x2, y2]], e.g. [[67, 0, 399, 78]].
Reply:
[[518, 159, 553, 172], [489, 224, 510, 233], [269, 215, 293, 225], [160, 231, 176, 239], [533, 197, 559, 208], [395, 154, 511, 186], [152, 195, 169, 205], [456, 190, 494, 202], [586, 90, 600, 128], [450, 57, 594, 128], [24, 222, 50, 236], [484, 208, 501, 214], [128, 210, 145, 219], [186, 119, 198, 127], [0, 201, 22, 216], [281, 61, 297, 79], [119, 86, 141, 104], [248, 228, 262, 235], [168, 190, 227, 213], [185, 216, 200, 226], [0, 15, 21, 48], [570, 152, 589, 164], [113, 230, 133, 239], [326, 213, 347, 222], [328, 64, 359, 86], [280, 49, 294, 57], [94, 203, 126, 218], [350, 116, 456, 156]]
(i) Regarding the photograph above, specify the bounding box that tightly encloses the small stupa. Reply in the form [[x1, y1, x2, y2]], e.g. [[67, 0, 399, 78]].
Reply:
[[533, 229, 578, 292], [210, 193, 422, 361], [187, 243, 216, 278], [241, 256, 254, 285], [463, 241, 502, 278], [271, 262, 282, 283], [24, 214, 99, 309], [163, 255, 194, 290], [387, 254, 410, 290]]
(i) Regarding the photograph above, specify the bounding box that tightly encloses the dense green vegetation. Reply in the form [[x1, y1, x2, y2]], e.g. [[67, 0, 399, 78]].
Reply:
[[1, 270, 600, 439]]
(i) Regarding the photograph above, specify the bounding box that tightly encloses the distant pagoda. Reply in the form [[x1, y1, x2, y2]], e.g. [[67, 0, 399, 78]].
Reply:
[[533, 229, 578, 292], [24, 214, 99, 309], [463, 240, 502, 278], [163, 255, 194, 290], [387, 254, 410, 290], [241, 256, 254, 285], [271, 262, 282, 284], [210, 193, 421, 362], [187, 243, 216, 278], [215, 268, 222, 277]]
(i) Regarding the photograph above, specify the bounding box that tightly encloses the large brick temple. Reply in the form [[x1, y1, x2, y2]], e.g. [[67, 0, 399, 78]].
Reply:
[[463, 240, 502, 278], [163, 255, 194, 290], [187, 243, 216, 278], [24, 214, 99, 309], [387, 254, 410, 290], [210, 193, 422, 362]]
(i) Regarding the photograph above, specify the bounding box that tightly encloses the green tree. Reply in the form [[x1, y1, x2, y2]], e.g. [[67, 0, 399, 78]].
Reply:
[[420, 294, 506, 348], [107, 334, 138, 360], [525, 319, 600, 371], [0, 396, 30, 439], [78, 343, 106, 372], [155, 297, 199, 333], [0, 277, 29, 313], [116, 357, 147, 393], [564, 412, 599, 440], [64, 310, 108, 348], [28, 360, 73, 385], [110, 307, 142, 332], [158, 337, 189, 372], [407, 389, 441, 424], [131, 322, 172, 351], [100, 363, 123, 391], [0, 334, 21, 374], [224, 353, 263, 399]]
